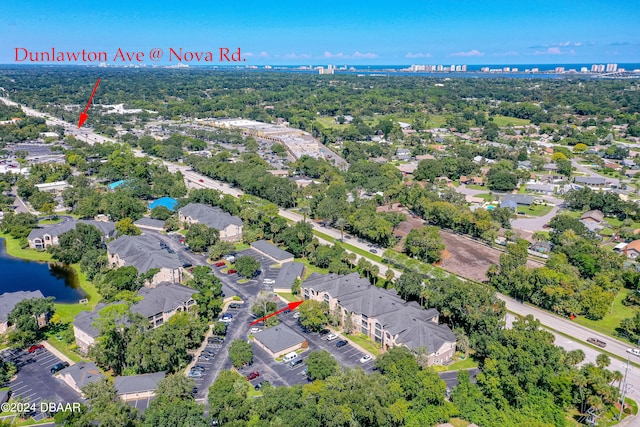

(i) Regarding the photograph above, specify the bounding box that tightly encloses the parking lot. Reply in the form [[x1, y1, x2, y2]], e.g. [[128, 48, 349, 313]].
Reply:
[[1, 347, 82, 422]]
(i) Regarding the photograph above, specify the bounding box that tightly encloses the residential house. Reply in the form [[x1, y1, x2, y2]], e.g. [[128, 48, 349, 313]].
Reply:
[[542, 163, 558, 172], [28, 219, 116, 250], [57, 362, 105, 396], [396, 162, 418, 176], [250, 240, 294, 264], [580, 210, 605, 232], [530, 241, 553, 254], [272, 262, 305, 293], [395, 148, 411, 161], [0, 290, 46, 334], [253, 324, 307, 358], [526, 183, 555, 194], [624, 240, 640, 259], [302, 273, 456, 365], [114, 372, 166, 401], [107, 234, 183, 285], [574, 176, 607, 188], [132, 283, 197, 328], [178, 203, 243, 242], [500, 195, 535, 210]]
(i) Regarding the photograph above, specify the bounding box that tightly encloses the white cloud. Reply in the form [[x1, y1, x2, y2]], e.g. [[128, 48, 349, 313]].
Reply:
[[323, 51, 378, 59], [450, 49, 484, 57], [533, 47, 574, 55], [258, 51, 269, 58], [493, 51, 519, 57], [244, 52, 254, 57], [284, 52, 311, 59], [352, 51, 378, 59], [405, 52, 432, 59]]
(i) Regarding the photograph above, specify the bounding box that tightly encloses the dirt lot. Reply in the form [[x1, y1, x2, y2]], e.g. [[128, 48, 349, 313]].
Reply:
[[438, 231, 543, 282]]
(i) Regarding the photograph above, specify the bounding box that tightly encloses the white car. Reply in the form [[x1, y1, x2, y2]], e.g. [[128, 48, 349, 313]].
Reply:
[[627, 348, 640, 357], [263, 279, 275, 284], [359, 354, 372, 363], [249, 327, 262, 334], [325, 333, 338, 341], [293, 312, 300, 319]]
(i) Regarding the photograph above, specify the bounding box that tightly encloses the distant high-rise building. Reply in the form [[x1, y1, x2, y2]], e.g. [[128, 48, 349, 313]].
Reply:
[[481, 67, 489, 73], [555, 67, 565, 73], [461, 64, 467, 72], [437, 65, 443, 71], [606, 63, 618, 72], [503, 67, 510, 72], [581, 67, 588, 73], [531, 68, 539, 73], [451, 64, 455, 72], [591, 64, 598, 72], [512, 67, 518, 73]]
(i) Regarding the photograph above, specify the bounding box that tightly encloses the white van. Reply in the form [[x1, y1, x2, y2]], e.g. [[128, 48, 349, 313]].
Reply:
[[283, 352, 298, 363]]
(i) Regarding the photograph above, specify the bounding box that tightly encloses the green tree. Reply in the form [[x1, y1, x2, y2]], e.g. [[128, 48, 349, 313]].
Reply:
[[404, 226, 444, 263], [115, 217, 141, 236], [306, 350, 339, 380], [297, 300, 329, 332], [185, 223, 219, 252], [235, 255, 261, 278], [150, 206, 173, 220], [208, 240, 235, 261], [228, 339, 253, 368]]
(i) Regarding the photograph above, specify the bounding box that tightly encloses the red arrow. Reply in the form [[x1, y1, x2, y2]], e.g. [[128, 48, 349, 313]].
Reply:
[[250, 300, 304, 326], [78, 78, 101, 129]]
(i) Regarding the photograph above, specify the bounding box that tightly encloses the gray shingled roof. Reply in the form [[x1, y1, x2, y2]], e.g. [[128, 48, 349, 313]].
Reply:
[[302, 273, 450, 353], [107, 234, 182, 274], [275, 262, 304, 289], [179, 203, 242, 230], [114, 371, 166, 395], [73, 303, 108, 338], [251, 240, 293, 262], [574, 176, 607, 185], [134, 218, 166, 229], [0, 291, 44, 322], [59, 361, 105, 388], [28, 219, 115, 241], [132, 283, 196, 318], [254, 324, 305, 354], [501, 195, 534, 206]]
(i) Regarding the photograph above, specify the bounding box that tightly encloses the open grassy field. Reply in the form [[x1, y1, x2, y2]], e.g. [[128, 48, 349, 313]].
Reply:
[[573, 288, 638, 343], [520, 204, 553, 217], [492, 115, 531, 127]]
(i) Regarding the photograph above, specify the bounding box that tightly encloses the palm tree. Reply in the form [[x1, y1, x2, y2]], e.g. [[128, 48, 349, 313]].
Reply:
[[335, 218, 347, 240], [370, 265, 380, 285], [385, 269, 395, 286]]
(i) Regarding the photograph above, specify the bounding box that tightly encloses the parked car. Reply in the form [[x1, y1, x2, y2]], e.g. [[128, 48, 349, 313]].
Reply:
[[208, 336, 225, 344], [199, 179, 204, 183], [319, 329, 330, 336], [201, 354, 211, 361], [27, 344, 44, 353], [254, 381, 269, 390], [188, 371, 203, 378], [246, 371, 260, 380], [359, 354, 372, 363], [222, 313, 233, 320], [325, 333, 338, 341], [290, 358, 304, 368], [336, 340, 348, 348], [51, 362, 69, 374], [293, 312, 300, 319], [191, 387, 198, 395], [249, 327, 262, 334], [215, 261, 226, 267], [227, 269, 237, 274], [587, 337, 607, 348], [369, 249, 378, 254], [263, 279, 275, 284], [191, 365, 206, 371], [228, 303, 242, 309]]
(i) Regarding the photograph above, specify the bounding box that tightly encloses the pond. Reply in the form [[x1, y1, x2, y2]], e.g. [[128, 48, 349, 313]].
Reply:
[[0, 238, 87, 304]]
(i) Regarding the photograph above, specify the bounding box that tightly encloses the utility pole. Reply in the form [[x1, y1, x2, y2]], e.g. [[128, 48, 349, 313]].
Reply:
[[618, 355, 630, 421]]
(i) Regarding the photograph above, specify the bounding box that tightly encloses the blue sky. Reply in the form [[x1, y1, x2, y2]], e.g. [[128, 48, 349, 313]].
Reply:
[[1, 0, 639, 65]]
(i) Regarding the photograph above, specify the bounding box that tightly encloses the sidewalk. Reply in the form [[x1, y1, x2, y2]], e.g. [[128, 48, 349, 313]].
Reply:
[[41, 341, 75, 365]]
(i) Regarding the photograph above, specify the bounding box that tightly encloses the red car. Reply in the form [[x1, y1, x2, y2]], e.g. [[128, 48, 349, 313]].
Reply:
[[28, 344, 44, 353], [215, 261, 226, 267], [246, 371, 260, 381], [227, 269, 237, 274], [199, 179, 204, 183]]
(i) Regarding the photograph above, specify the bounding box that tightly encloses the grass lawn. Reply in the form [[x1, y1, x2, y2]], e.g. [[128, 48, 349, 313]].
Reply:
[[604, 217, 624, 227], [45, 334, 83, 363], [237, 278, 249, 284], [53, 264, 101, 323], [492, 115, 531, 127], [520, 204, 553, 217], [464, 184, 486, 190], [234, 242, 250, 251], [475, 193, 494, 201], [38, 218, 63, 225], [0, 232, 53, 262], [426, 114, 448, 129], [448, 418, 471, 427], [447, 356, 479, 371], [315, 117, 347, 130], [343, 333, 381, 357], [573, 288, 638, 344], [277, 292, 299, 303], [295, 257, 329, 279]]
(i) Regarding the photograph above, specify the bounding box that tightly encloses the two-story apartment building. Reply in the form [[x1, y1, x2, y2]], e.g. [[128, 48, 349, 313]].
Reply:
[[73, 283, 197, 354], [107, 234, 183, 286], [302, 273, 456, 365], [28, 219, 116, 250], [0, 290, 46, 335], [178, 203, 243, 242]]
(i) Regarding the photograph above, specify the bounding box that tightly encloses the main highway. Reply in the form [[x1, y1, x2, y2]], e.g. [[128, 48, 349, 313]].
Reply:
[[6, 97, 640, 411]]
